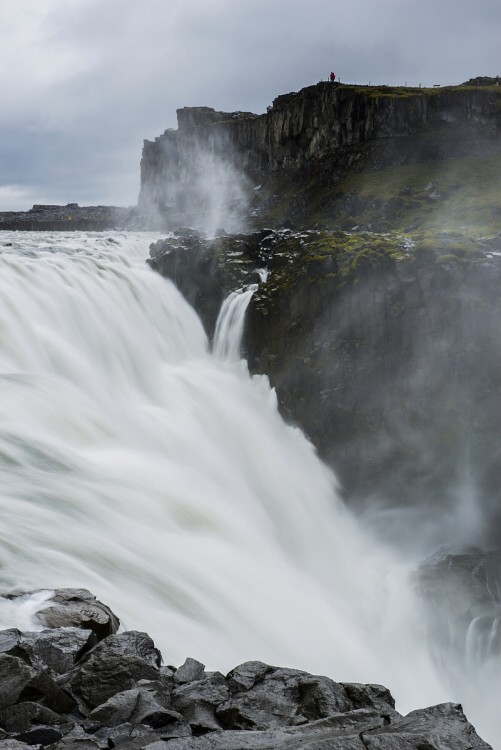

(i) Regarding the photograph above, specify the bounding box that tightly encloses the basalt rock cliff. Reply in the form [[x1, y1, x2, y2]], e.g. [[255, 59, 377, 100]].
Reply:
[[145, 79, 501, 532], [139, 79, 501, 231]]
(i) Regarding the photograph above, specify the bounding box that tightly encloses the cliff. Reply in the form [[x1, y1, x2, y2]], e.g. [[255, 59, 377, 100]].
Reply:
[[149, 227, 501, 542], [0, 204, 137, 231], [138, 81, 501, 231]]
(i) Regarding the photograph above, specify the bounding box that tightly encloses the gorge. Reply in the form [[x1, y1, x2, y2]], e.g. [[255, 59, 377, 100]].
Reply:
[[1, 78, 501, 748]]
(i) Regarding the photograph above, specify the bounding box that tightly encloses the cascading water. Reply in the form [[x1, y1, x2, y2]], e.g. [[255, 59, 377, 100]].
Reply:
[[212, 284, 257, 360], [0, 231, 498, 745]]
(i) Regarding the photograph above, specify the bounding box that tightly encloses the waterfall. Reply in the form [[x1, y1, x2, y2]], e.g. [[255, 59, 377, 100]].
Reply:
[[0, 231, 498, 745], [212, 284, 257, 360]]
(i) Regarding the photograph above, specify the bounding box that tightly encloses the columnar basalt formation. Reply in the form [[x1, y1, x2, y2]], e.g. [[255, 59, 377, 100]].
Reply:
[[138, 81, 501, 229]]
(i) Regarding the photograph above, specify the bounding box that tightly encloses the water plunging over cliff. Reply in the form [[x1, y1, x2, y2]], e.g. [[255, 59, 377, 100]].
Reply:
[[0, 232, 498, 745]]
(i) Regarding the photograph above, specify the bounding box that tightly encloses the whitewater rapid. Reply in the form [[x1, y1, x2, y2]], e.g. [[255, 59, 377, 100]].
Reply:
[[0, 232, 497, 745]]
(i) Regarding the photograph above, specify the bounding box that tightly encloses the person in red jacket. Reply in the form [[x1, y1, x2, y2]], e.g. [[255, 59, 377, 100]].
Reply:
[[330, 72, 336, 82]]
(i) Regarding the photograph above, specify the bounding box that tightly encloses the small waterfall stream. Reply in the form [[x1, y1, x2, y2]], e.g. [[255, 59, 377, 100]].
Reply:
[[212, 284, 257, 360]]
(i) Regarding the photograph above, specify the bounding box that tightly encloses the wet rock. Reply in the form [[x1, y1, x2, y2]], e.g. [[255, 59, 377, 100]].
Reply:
[[15, 726, 63, 746], [172, 674, 229, 734], [89, 684, 181, 729], [173, 660, 206, 686], [20, 629, 97, 675], [0, 600, 493, 749], [418, 547, 501, 663], [0, 702, 59, 732], [360, 702, 488, 749], [216, 667, 391, 731], [0, 741, 38, 750], [0, 656, 38, 710], [61, 633, 161, 712], [33, 590, 119, 641]]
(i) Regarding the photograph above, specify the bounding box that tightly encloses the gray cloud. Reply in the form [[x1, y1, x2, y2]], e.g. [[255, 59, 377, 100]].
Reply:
[[0, 0, 499, 209]]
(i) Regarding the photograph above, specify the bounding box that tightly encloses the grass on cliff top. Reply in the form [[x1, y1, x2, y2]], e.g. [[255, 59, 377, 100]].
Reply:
[[336, 152, 501, 235], [253, 230, 491, 312], [341, 84, 501, 100]]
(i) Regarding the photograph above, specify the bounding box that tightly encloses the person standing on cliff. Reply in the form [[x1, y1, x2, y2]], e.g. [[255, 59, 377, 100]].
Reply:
[[330, 72, 336, 82]]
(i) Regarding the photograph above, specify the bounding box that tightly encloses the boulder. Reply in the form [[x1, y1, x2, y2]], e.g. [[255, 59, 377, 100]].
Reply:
[[1, 590, 119, 642], [61, 632, 160, 712]]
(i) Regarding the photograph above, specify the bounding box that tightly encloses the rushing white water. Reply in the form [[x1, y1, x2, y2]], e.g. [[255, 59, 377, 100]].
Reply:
[[0, 231, 498, 745], [213, 285, 257, 360]]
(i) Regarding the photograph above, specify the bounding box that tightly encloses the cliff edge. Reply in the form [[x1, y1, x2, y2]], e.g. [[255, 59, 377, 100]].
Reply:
[[139, 80, 501, 232]]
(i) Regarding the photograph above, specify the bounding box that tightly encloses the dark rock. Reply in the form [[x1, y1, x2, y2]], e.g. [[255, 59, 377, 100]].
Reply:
[[0, 657, 38, 710], [0, 702, 59, 732], [152, 226, 501, 541], [225, 663, 271, 694], [33, 590, 119, 641], [172, 674, 229, 735], [20, 629, 97, 675], [341, 683, 396, 714], [139, 82, 501, 232], [60, 633, 161, 712], [0, 741, 38, 750], [88, 684, 181, 728], [0, 602, 492, 749], [0, 632, 25, 661], [360, 702, 488, 749], [0, 205, 136, 232], [0, 591, 118, 644], [15, 726, 62, 746], [173, 660, 206, 686], [418, 547, 501, 661]]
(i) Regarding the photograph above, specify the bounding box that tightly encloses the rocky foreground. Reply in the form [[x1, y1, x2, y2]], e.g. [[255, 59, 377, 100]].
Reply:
[[0, 589, 491, 750]]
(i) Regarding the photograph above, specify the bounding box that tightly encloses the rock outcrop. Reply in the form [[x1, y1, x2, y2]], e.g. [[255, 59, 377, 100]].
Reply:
[[0, 204, 136, 231], [0, 589, 492, 749], [149, 228, 501, 535], [138, 82, 501, 231]]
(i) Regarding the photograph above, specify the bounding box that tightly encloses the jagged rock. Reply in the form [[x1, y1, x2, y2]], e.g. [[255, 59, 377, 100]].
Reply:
[[139, 703, 490, 749], [0, 590, 119, 643], [224, 663, 271, 694], [173, 660, 206, 685], [20, 629, 96, 675], [0, 702, 59, 732], [60, 632, 161, 712], [14, 726, 63, 746], [172, 674, 229, 735], [0, 656, 38, 710], [216, 666, 397, 732], [360, 702, 487, 749], [33, 590, 119, 641], [0, 608, 493, 749], [0, 741, 38, 750], [88, 684, 182, 728]]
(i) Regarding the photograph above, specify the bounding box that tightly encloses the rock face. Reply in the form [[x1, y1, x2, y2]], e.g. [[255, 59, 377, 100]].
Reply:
[[149, 228, 501, 536], [0, 591, 492, 749], [0, 204, 136, 231], [138, 82, 501, 230]]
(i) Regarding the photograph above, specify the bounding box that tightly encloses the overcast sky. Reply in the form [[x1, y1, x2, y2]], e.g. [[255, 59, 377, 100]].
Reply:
[[0, 0, 499, 210]]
